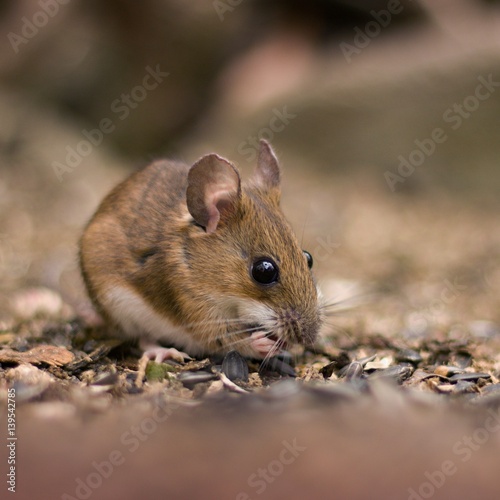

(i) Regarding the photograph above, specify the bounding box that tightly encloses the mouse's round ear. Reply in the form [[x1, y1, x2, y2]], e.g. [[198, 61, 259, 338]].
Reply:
[[253, 140, 281, 198], [187, 154, 241, 234]]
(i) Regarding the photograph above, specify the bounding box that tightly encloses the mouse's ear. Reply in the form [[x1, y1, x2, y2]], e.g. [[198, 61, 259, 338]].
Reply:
[[187, 154, 241, 234], [254, 140, 281, 197]]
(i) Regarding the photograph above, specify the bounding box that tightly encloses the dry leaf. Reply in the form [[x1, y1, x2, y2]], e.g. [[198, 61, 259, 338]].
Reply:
[[0, 345, 75, 366]]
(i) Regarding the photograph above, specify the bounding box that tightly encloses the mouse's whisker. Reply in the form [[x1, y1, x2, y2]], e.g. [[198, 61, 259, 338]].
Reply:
[[215, 325, 268, 345], [319, 291, 377, 312], [321, 311, 358, 319], [270, 342, 282, 362], [227, 325, 266, 337], [180, 318, 255, 345], [320, 300, 358, 312], [223, 326, 277, 351], [320, 317, 342, 327], [260, 333, 285, 366], [183, 317, 250, 330], [261, 346, 279, 368], [223, 336, 255, 350], [321, 322, 357, 343]]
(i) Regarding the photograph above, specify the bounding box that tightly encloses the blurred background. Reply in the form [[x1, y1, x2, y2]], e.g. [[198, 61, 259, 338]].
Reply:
[[0, 0, 499, 340]]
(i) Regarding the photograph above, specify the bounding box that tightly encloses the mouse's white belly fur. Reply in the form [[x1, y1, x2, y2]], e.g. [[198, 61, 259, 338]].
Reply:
[[103, 285, 207, 355]]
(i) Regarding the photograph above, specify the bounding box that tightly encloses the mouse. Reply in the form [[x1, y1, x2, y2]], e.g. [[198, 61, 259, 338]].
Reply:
[[79, 140, 322, 362]]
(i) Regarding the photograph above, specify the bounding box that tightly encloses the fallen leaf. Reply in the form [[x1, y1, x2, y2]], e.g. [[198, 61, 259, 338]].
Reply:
[[0, 345, 75, 366]]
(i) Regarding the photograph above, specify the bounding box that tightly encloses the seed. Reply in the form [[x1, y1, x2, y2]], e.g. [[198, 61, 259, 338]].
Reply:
[[221, 350, 249, 382], [343, 362, 364, 381], [264, 357, 296, 378], [369, 364, 414, 384], [178, 371, 217, 388], [395, 349, 422, 365], [449, 372, 491, 382]]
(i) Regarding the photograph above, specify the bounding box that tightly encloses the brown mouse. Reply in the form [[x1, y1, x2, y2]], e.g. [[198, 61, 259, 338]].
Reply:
[[79, 140, 322, 362]]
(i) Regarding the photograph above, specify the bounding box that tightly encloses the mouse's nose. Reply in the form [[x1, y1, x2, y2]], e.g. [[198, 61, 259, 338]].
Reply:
[[282, 309, 306, 343], [288, 305, 321, 346]]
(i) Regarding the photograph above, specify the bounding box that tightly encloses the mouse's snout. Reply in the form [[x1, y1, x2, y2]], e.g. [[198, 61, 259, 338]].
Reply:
[[277, 301, 321, 347]]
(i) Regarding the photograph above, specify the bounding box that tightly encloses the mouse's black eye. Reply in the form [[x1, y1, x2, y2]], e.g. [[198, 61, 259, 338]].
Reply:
[[251, 258, 279, 285], [303, 250, 313, 269]]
